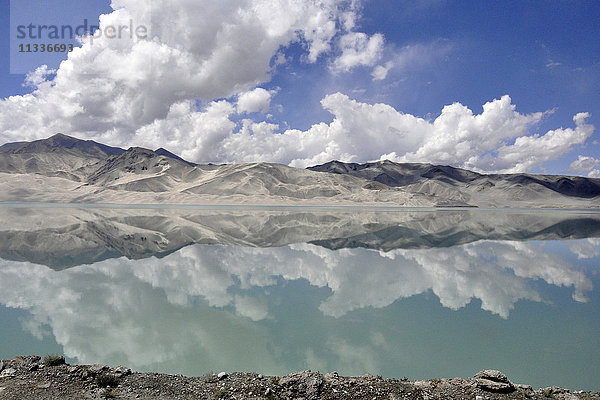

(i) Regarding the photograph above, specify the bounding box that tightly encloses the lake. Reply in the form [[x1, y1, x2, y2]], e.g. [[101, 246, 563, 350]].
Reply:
[[0, 205, 599, 391]]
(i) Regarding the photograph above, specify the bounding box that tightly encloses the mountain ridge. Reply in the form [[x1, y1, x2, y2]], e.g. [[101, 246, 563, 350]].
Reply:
[[0, 134, 432, 206], [1, 134, 600, 207]]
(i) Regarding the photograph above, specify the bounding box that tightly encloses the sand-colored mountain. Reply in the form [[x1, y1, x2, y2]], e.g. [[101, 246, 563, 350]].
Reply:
[[1, 133, 600, 207]]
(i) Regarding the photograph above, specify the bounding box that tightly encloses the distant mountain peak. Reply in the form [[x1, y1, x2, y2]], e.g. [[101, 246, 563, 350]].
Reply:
[[308, 159, 600, 200], [154, 147, 195, 165], [0, 133, 125, 159], [49, 132, 75, 141]]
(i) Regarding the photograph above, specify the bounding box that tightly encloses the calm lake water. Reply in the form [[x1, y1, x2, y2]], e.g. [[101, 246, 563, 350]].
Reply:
[[0, 206, 599, 391]]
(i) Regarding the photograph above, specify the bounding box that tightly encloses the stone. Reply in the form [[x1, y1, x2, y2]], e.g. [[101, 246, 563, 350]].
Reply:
[[265, 388, 273, 396], [0, 361, 4, 372], [114, 366, 132, 377], [476, 396, 484, 400], [515, 383, 533, 391], [28, 363, 39, 371], [257, 374, 263, 379], [217, 372, 228, 380], [279, 371, 323, 400], [450, 377, 468, 386], [324, 371, 340, 383], [474, 370, 510, 383], [88, 364, 108, 375], [0, 367, 16, 378], [550, 386, 569, 394], [473, 370, 515, 393]]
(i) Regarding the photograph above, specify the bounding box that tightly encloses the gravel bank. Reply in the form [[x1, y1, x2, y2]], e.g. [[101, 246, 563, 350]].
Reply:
[[1, 355, 598, 399]]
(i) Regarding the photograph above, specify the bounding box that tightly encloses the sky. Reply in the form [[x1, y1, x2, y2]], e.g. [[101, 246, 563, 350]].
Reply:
[[0, 0, 599, 175]]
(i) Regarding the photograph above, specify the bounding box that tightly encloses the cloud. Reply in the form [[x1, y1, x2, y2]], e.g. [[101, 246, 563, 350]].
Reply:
[[371, 61, 393, 81], [0, 0, 363, 146], [368, 41, 453, 82], [392, 41, 452, 72], [23, 65, 56, 88], [209, 93, 592, 172], [332, 32, 385, 72], [483, 112, 594, 173], [383, 100, 593, 173], [568, 155, 600, 175], [237, 88, 272, 114]]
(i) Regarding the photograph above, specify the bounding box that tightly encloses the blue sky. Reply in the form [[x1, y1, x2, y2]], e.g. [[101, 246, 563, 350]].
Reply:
[[0, 0, 599, 175]]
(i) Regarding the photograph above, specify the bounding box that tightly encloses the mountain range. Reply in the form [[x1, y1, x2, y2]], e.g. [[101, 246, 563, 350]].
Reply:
[[1, 133, 600, 208]]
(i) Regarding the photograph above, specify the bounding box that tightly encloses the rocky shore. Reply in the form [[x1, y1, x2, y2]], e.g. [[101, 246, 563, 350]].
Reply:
[[1, 356, 598, 400]]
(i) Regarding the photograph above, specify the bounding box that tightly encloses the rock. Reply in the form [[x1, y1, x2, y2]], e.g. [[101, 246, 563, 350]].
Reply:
[[476, 396, 484, 400], [0, 367, 16, 378], [68, 366, 79, 374], [515, 383, 533, 391], [28, 363, 39, 371], [217, 372, 228, 380], [539, 386, 572, 398], [324, 371, 340, 383], [414, 380, 430, 388], [36, 382, 51, 389], [279, 371, 323, 400], [257, 374, 263, 379], [550, 386, 569, 394], [473, 370, 515, 393], [88, 364, 108, 375], [42, 355, 65, 366], [0, 361, 4, 372], [114, 366, 132, 377], [474, 370, 511, 383], [450, 377, 469, 386]]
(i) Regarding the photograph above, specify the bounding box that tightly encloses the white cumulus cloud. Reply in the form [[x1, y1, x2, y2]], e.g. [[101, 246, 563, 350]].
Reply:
[[0, 0, 363, 146], [190, 93, 591, 173], [332, 32, 385, 72], [237, 88, 272, 114], [568, 155, 600, 175]]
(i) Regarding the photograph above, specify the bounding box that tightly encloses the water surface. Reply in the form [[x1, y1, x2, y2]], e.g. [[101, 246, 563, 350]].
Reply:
[[0, 206, 598, 390]]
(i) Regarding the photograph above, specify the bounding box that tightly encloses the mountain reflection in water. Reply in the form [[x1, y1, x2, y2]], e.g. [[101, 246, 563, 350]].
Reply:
[[0, 207, 599, 390]]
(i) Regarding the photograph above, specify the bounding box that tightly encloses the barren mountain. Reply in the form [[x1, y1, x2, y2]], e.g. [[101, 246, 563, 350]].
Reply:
[[1, 134, 600, 207], [0, 134, 434, 206], [309, 160, 600, 207]]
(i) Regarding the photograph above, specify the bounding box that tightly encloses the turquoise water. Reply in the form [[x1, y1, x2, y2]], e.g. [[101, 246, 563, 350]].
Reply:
[[0, 207, 598, 390]]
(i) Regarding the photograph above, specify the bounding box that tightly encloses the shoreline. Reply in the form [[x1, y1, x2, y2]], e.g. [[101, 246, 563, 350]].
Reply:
[[1, 356, 598, 399], [2, 201, 600, 213]]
